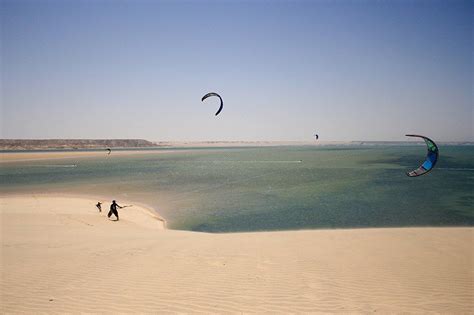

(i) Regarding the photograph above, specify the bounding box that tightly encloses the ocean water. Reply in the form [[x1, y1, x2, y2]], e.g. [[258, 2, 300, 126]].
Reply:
[[1, 145, 473, 232]]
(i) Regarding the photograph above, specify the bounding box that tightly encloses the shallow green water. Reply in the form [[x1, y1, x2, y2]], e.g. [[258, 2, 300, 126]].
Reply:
[[1, 145, 473, 232]]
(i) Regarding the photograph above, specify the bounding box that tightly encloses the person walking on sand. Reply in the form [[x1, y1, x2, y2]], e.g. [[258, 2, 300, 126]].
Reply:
[[108, 200, 123, 221], [96, 202, 102, 212]]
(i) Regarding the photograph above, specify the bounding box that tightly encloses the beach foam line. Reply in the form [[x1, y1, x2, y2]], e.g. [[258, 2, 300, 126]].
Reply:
[[188, 160, 303, 163], [24, 164, 78, 168]]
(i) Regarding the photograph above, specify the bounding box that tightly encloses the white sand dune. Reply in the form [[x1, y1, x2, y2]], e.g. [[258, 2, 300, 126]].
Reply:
[[1, 196, 472, 313]]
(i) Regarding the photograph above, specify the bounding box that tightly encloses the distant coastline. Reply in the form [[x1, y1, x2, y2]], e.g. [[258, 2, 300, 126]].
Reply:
[[1, 139, 472, 151], [0, 139, 155, 151]]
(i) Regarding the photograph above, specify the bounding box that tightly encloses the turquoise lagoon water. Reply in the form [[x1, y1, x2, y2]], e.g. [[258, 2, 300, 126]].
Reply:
[[1, 145, 473, 232]]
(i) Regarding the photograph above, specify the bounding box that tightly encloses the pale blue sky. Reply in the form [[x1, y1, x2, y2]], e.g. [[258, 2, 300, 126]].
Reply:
[[1, 0, 472, 141]]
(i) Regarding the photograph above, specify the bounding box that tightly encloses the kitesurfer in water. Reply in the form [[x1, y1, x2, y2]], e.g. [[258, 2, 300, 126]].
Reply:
[[108, 200, 123, 221], [96, 202, 102, 212]]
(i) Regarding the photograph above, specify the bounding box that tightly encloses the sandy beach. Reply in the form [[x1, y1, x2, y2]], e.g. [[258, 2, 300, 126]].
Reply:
[[0, 150, 180, 164], [1, 195, 472, 313]]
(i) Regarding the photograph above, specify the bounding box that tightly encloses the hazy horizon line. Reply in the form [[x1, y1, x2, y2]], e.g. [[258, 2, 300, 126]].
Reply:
[[1, 138, 473, 144]]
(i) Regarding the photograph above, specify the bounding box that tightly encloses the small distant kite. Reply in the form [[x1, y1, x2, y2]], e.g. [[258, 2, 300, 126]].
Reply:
[[106, 148, 111, 155], [405, 134, 439, 177], [314, 134, 319, 140], [202, 92, 223, 116]]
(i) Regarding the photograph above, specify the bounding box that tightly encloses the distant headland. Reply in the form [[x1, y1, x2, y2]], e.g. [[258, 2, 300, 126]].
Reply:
[[0, 139, 156, 150]]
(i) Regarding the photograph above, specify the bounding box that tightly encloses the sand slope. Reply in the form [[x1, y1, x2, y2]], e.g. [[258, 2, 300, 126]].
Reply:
[[1, 196, 472, 313]]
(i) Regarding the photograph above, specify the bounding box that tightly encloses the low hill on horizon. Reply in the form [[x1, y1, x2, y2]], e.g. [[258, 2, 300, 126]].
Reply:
[[0, 139, 156, 150]]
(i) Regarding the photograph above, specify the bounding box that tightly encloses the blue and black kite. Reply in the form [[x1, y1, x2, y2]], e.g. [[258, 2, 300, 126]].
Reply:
[[406, 134, 439, 177]]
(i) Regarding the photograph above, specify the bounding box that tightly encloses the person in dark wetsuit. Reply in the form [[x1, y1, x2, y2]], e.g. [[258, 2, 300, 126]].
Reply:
[[96, 202, 102, 212], [108, 200, 123, 221]]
